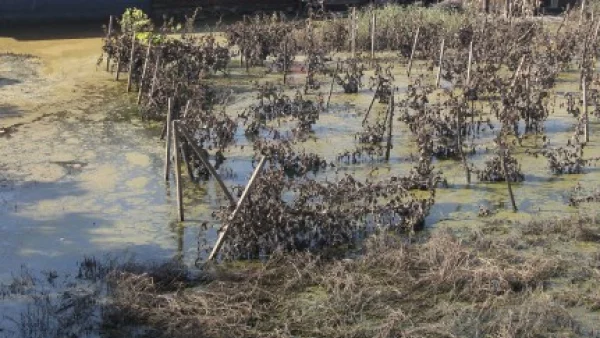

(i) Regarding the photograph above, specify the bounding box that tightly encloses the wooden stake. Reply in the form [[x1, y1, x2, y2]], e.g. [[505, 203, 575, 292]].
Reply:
[[208, 156, 267, 261], [326, 64, 337, 110], [137, 39, 153, 104], [584, 77, 589, 142], [457, 107, 471, 184], [351, 7, 357, 57], [510, 55, 525, 88], [114, 49, 122, 81], [126, 31, 136, 93], [407, 27, 420, 77], [362, 82, 381, 125], [148, 53, 161, 103], [164, 98, 174, 181], [466, 39, 474, 86], [371, 11, 376, 61], [283, 38, 288, 85], [173, 121, 184, 221], [501, 149, 518, 212], [385, 88, 395, 161], [580, 0, 587, 26], [178, 124, 236, 206], [436, 38, 445, 88], [106, 15, 114, 72], [180, 139, 195, 181]]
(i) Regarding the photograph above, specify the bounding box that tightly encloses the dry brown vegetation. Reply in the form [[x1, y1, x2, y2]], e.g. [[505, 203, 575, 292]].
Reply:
[[97, 215, 600, 338]]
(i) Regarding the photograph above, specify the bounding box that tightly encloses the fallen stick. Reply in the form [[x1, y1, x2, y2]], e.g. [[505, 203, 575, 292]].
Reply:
[[407, 27, 420, 77], [164, 98, 174, 181], [178, 124, 236, 206], [510, 55, 525, 88], [208, 156, 267, 261], [173, 121, 184, 222]]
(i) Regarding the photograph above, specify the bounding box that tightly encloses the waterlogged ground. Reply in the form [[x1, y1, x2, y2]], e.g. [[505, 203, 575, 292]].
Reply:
[[3, 22, 600, 334]]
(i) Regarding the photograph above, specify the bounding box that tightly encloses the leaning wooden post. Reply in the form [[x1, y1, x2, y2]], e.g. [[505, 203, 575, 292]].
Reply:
[[407, 26, 420, 77], [466, 39, 474, 86], [208, 156, 268, 261], [501, 148, 518, 212], [362, 82, 381, 125], [510, 55, 525, 88], [178, 124, 236, 206], [106, 15, 114, 72], [583, 77, 590, 142], [436, 38, 445, 88], [173, 121, 184, 221], [114, 45, 122, 80], [385, 88, 395, 161], [164, 98, 174, 181], [148, 53, 161, 103], [371, 11, 376, 61], [137, 39, 153, 105], [126, 31, 136, 93], [326, 64, 337, 110]]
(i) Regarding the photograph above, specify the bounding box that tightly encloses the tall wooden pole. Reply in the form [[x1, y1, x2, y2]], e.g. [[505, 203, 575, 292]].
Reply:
[[164, 98, 174, 181], [351, 7, 357, 58], [385, 88, 395, 161], [436, 38, 445, 88], [148, 53, 161, 103], [208, 156, 268, 261], [371, 11, 376, 61], [501, 149, 518, 212], [407, 27, 420, 77], [583, 77, 589, 142], [283, 38, 288, 85], [173, 121, 184, 221], [106, 15, 114, 72], [126, 31, 136, 93], [137, 39, 153, 105]]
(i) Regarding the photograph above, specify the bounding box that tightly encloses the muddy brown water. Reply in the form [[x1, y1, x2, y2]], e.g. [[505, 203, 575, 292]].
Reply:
[[2, 25, 600, 286]]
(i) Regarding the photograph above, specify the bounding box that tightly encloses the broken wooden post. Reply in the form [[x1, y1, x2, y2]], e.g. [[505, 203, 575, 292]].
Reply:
[[436, 38, 445, 88], [385, 88, 395, 161], [178, 124, 236, 206], [208, 156, 268, 261], [137, 39, 153, 104], [173, 121, 184, 221], [362, 82, 381, 125], [164, 98, 174, 181], [407, 27, 420, 77], [126, 31, 136, 93], [466, 39, 474, 86], [371, 11, 376, 61], [106, 15, 114, 72], [501, 149, 518, 212]]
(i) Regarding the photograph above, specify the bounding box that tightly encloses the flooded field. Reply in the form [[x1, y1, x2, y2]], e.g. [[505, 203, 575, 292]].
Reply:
[[3, 12, 600, 336]]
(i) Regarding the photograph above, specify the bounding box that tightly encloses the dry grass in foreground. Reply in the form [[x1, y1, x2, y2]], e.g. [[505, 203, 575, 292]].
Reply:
[[100, 216, 600, 338]]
